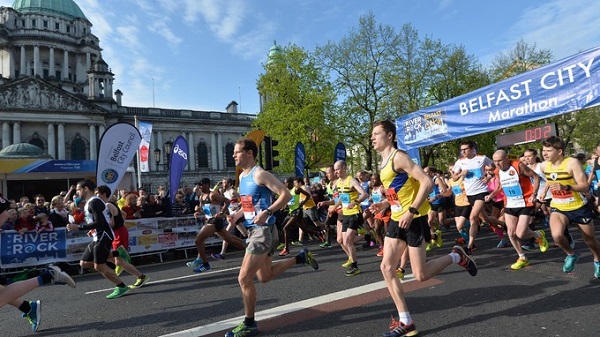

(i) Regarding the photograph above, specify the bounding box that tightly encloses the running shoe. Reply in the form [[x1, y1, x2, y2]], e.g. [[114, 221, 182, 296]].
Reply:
[[225, 321, 258, 337], [211, 253, 225, 260], [496, 238, 510, 248], [452, 245, 477, 276], [345, 266, 361, 277], [22, 300, 41, 332], [425, 242, 433, 252], [342, 258, 352, 268], [521, 242, 536, 252], [396, 267, 405, 280], [434, 229, 443, 248], [298, 248, 319, 270], [357, 227, 367, 236], [455, 237, 466, 246], [383, 317, 419, 337], [130, 275, 149, 289], [511, 258, 529, 270], [595, 262, 600, 279], [186, 257, 203, 268], [536, 230, 549, 253], [106, 286, 130, 299], [377, 248, 384, 257], [46, 265, 76, 288], [319, 242, 331, 248], [291, 241, 303, 247], [278, 248, 289, 256], [276, 243, 285, 250], [193, 263, 211, 273], [563, 254, 579, 273]]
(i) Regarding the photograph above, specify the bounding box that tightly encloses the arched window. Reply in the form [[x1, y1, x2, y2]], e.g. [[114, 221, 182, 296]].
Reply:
[[197, 142, 208, 168], [29, 132, 44, 150], [71, 134, 86, 160], [225, 142, 235, 168]]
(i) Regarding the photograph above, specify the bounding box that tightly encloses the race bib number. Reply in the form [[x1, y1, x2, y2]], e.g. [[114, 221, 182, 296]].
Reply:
[[386, 188, 402, 213], [551, 189, 575, 204], [202, 204, 212, 217], [340, 193, 350, 208], [372, 192, 382, 203], [451, 185, 463, 196], [241, 195, 256, 220], [466, 169, 482, 180]]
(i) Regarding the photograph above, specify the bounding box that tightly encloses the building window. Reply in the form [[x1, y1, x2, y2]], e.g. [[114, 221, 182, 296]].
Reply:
[[43, 20, 48, 28], [197, 142, 208, 168], [21, 19, 25, 27], [31, 19, 36, 27], [71, 135, 86, 160], [29, 133, 44, 150], [66, 25, 70, 33], [225, 142, 235, 168]]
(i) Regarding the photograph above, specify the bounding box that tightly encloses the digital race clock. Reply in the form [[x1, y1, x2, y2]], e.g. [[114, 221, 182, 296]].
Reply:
[[496, 123, 558, 148]]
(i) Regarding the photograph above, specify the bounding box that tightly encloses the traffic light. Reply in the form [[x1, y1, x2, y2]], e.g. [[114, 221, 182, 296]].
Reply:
[[264, 136, 273, 171], [263, 136, 280, 171], [271, 138, 279, 169]]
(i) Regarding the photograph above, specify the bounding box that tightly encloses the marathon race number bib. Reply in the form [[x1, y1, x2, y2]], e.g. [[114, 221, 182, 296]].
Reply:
[[241, 195, 257, 220], [386, 188, 402, 213], [340, 193, 351, 209], [502, 183, 525, 208], [372, 191, 382, 203], [451, 185, 463, 196]]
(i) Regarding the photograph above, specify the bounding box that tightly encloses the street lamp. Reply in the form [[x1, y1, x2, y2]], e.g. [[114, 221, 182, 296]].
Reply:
[[164, 139, 173, 167], [154, 148, 162, 171]]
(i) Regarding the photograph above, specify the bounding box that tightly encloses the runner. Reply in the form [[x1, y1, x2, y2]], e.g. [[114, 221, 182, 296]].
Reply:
[[539, 136, 600, 276], [95, 185, 149, 288], [225, 138, 318, 337], [66, 179, 131, 299], [490, 150, 548, 270], [370, 120, 477, 337]]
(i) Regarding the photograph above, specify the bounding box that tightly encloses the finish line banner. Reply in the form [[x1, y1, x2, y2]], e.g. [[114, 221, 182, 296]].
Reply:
[[396, 45, 600, 150]]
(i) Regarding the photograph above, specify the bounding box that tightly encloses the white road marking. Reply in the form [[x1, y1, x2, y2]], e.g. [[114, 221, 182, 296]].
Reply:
[[159, 274, 416, 337]]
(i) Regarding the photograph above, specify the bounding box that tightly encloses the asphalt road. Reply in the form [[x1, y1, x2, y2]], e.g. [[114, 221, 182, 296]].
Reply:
[[2, 224, 600, 337]]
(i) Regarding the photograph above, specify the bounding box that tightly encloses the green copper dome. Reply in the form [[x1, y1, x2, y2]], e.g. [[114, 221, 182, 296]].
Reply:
[[12, 0, 87, 21], [267, 40, 282, 65]]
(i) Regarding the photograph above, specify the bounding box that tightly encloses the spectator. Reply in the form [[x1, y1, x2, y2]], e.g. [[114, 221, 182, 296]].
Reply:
[[14, 207, 35, 234], [49, 196, 69, 228], [122, 194, 141, 220], [34, 213, 53, 233], [70, 197, 86, 224], [171, 192, 191, 217], [33, 194, 49, 215], [1, 209, 17, 231]]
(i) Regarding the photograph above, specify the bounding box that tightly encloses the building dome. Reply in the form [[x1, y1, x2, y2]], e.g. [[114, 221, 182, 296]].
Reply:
[[267, 40, 282, 65], [12, 0, 88, 21], [0, 143, 52, 158]]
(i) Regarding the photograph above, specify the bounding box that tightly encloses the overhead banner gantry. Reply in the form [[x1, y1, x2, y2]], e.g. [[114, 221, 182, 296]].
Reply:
[[396, 45, 600, 150]]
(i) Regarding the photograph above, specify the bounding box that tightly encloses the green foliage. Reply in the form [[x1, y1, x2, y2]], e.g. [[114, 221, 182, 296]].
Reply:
[[255, 44, 337, 174]]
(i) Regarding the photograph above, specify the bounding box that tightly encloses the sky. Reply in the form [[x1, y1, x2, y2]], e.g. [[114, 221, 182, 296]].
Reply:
[[2, 0, 600, 114]]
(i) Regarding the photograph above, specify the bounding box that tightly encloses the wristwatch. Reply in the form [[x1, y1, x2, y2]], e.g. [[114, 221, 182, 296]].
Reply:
[[266, 209, 274, 217], [565, 185, 572, 191], [408, 207, 419, 215]]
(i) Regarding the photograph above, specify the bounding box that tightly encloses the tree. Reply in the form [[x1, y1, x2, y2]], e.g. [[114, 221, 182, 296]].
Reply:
[[255, 44, 336, 173], [315, 13, 398, 172]]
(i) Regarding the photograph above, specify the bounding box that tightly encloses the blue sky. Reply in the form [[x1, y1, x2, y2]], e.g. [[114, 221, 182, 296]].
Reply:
[[3, 0, 600, 114]]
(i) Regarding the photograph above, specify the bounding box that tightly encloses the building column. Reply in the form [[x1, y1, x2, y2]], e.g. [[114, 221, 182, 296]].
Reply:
[[89, 124, 97, 160], [57, 123, 65, 159], [98, 124, 105, 138], [156, 131, 163, 169], [20, 46, 26, 77], [62, 50, 69, 80], [211, 133, 218, 170], [12, 122, 21, 144], [49, 47, 55, 78], [2, 122, 10, 148], [33, 46, 40, 77], [86, 52, 91, 71], [217, 133, 223, 170], [188, 132, 195, 171], [47, 123, 56, 159]]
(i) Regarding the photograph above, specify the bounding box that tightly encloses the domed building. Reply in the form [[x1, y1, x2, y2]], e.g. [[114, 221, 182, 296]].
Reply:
[[0, 0, 255, 199]]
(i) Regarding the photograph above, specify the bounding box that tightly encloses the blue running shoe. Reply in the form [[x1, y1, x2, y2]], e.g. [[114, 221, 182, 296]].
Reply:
[[22, 300, 41, 332], [563, 254, 579, 273], [225, 321, 258, 337], [382, 317, 419, 337], [193, 263, 211, 273], [297, 248, 319, 270], [186, 257, 203, 268]]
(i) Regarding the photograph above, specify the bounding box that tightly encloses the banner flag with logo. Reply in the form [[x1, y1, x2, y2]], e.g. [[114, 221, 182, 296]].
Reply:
[[137, 121, 153, 172], [96, 123, 142, 194], [396, 45, 600, 150], [334, 142, 346, 163], [169, 135, 189, 200], [294, 142, 305, 178]]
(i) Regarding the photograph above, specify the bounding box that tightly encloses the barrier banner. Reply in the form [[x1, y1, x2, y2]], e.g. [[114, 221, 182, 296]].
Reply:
[[169, 136, 189, 200], [0, 217, 222, 269], [138, 120, 153, 172], [396, 45, 600, 150], [96, 123, 142, 193], [334, 142, 346, 162], [295, 142, 305, 178]]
